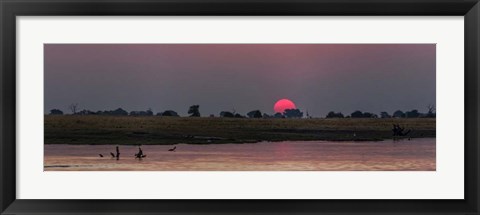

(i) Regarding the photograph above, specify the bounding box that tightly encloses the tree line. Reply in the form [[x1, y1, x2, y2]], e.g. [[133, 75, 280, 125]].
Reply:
[[49, 103, 435, 119], [48, 104, 305, 118], [325, 105, 436, 119]]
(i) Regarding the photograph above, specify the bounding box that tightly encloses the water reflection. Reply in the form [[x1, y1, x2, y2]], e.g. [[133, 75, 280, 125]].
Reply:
[[44, 138, 435, 171]]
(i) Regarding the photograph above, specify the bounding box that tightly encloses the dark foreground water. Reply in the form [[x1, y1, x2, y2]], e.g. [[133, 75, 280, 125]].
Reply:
[[44, 138, 435, 171]]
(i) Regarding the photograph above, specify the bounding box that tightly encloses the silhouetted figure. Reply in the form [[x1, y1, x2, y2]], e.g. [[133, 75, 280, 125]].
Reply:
[[99, 154, 104, 157], [110, 152, 115, 158], [135, 147, 146, 158], [116, 146, 120, 160], [168, 146, 176, 152]]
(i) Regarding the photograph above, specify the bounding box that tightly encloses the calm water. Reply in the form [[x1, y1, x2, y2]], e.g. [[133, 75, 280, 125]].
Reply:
[[44, 138, 435, 171]]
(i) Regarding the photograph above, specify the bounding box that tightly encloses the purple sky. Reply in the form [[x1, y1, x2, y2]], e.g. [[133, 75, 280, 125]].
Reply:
[[44, 44, 436, 117]]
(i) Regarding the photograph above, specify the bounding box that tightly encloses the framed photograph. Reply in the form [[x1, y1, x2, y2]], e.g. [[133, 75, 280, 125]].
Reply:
[[1, 0, 479, 214]]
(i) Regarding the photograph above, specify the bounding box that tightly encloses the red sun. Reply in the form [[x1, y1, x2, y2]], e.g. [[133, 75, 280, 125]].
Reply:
[[274, 99, 297, 113]]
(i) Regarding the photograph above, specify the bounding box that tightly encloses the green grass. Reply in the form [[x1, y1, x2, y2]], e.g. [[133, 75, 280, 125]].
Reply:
[[44, 115, 436, 145]]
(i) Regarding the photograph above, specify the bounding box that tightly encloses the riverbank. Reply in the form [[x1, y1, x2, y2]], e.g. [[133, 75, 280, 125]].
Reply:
[[44, 115, 435, 145]]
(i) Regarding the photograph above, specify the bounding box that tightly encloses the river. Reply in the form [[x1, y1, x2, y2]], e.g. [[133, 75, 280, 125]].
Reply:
[[44, 138, 435, 171]]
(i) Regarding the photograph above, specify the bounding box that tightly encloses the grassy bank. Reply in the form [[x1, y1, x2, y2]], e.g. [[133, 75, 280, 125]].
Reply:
[[44, 115, 435, 145]]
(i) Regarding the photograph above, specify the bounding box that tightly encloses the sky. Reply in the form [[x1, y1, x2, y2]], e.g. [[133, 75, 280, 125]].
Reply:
[[44, 44, 436, 117]]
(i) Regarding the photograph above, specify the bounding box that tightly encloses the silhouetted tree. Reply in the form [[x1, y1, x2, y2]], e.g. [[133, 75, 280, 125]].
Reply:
[[129, 111, 141, 116], [350, 110, 377, 118], [188, 105, 200, 117], [234, 113, 245, 118], [426, 104, 436, 118], [350, 110, 364, 118], [326, 111, 344, 118], [326, 111, 335, 118], [111, 108, 128, 116], [49, 109, 63, 115], [100, 108, 128, 116], [146, 108, 154, 116], [220, 111, 234, 118], [405, 109, 420, 118], [130, 109, 153, 116], [362, 112, 377, 118], [273, 112, 284, 118], [284, 109, 303, 118], [69, 103, 78, 114], [393, 110, 405, 118], [76, 109, 96, 115], [247, 110, 262, 118], [380, 112, 391, 118], [158, 110, 179, 117], [262, 113, 272, 118]]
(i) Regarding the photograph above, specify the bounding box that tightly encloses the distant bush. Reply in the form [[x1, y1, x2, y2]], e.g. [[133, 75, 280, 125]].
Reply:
[[76, 109, 96, 115], [220, 111, 234, 118], [234, 113, 245, 118], [247, 110, 262, 118], [405, 109, 420, 118], [130, 108, 153, 116], [158, 110, 179, 117], [362, 112, 378, 118], [350, 111, 377, 118], [98, 108, 128, 116], [49, 109, 64, 115], [350, 110, 364, 118], [284, 109, 303, 118], [326, 111, 344, 118], [393, 110, 405, 118], [380, 112, 391, 118]]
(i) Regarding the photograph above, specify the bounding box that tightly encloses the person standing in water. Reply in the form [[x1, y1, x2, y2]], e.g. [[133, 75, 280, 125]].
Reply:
[[116, 146, 120, 160]]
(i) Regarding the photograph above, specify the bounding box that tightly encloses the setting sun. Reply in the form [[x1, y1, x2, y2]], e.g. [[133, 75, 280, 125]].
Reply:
[[274, 99, 296, 113]]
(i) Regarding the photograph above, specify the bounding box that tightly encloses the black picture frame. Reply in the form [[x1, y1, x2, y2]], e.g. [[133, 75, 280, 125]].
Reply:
[[1, 0, 479, 214]]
